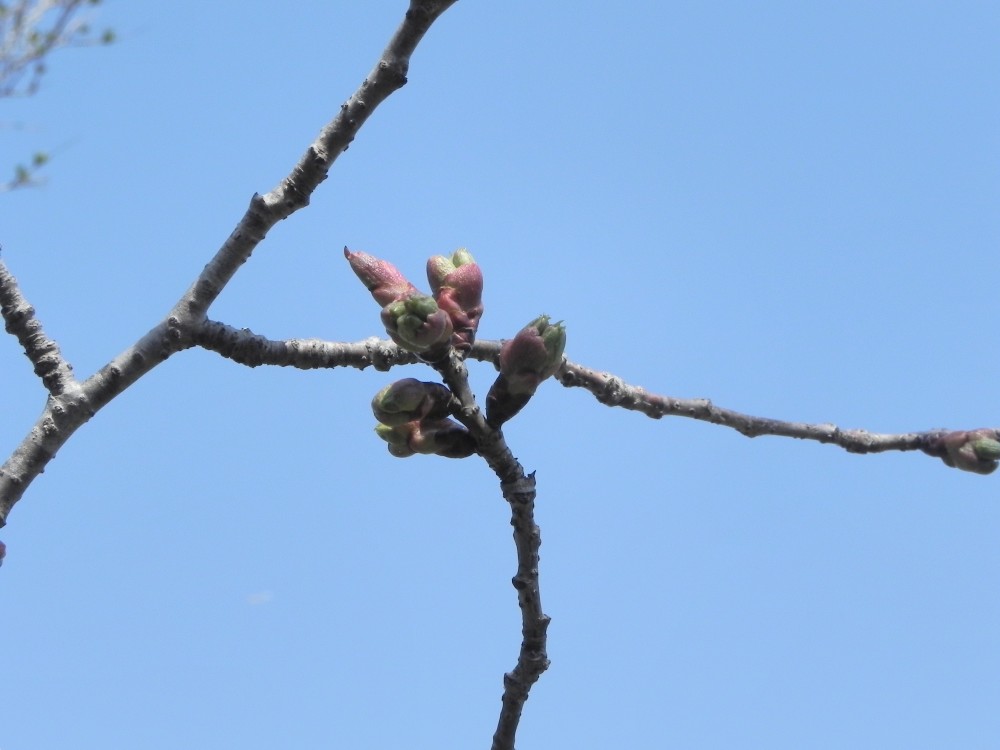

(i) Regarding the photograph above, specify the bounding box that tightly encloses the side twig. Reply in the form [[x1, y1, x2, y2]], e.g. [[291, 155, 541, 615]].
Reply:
[[0, 256, 75, 395]]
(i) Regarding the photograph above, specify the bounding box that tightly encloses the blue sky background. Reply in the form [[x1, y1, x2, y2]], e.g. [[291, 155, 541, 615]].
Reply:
[[2, 1, 999, 747]]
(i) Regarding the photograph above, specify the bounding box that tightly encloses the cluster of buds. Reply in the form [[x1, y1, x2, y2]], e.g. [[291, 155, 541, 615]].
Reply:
[[921, 429, 1000, 475], [345, 247, 483, 358], [486, 315, 566, 428], [371, 378, 476, 459]]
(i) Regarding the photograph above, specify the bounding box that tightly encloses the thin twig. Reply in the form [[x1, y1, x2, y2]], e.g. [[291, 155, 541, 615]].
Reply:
[[0, 255, 76, 395], [184, 331, 998, 469], [431, 351, 550, 750], [556, 357, 935, 453]]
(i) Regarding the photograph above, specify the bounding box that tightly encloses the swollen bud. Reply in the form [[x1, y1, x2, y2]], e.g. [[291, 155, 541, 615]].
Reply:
[[373, 419, 476, 459], [371, 379, 453, 426], [486, 315, 567, 428], [922, 429, 1000, 475], [344, 247, 418, 306], [499, 315, 566, 394], [374, 423, 417, 457], [427, 249, 484, 353], [380, 294, 454, 354]]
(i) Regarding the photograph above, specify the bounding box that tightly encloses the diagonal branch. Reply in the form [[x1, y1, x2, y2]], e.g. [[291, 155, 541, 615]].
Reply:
[[175, 0, 459, 324], [0, 0, 460, 528]]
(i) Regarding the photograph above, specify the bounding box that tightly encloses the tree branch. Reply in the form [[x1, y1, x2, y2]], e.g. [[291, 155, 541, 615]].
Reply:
[[191, 320, 419, 372], [430, 351, 550, 750], [0, 0, 460, 528], [0, 255, 75, 395]]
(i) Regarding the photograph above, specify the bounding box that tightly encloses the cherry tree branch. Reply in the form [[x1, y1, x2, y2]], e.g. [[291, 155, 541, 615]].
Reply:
[[0, 0, 460, 528], [429, 351, 549, 750], [552, 356, 1000, 473], [0, 254, 75, 395], [180, 329, 1000, 475]]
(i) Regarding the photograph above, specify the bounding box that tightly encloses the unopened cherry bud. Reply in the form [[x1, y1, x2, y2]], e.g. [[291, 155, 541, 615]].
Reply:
[[372, 379, 453, 426], [380, 294, 454, 353], [427, 249, 484, 353], [344, 247, 418, 306]]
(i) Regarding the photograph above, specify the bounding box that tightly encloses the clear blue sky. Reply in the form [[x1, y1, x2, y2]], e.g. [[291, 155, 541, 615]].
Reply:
[[3, 1, 999, 747]]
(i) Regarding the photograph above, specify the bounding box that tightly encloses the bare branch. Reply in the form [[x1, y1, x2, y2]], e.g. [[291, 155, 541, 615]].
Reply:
[[192, 320, 419, 372], [430, 351, 550, 750], [553, 356, 1000, 473], [0, 255, 75, 394], [176, 0, 459, 324], [0, 0, 460, 528]]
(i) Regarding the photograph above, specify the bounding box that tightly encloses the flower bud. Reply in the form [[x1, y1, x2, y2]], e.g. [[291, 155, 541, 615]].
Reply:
[[486, 315, 566, 427], [427, 249, 484, 353], [374, 422, 415, 456], [344, 247, 418, 306], [498, 315, 566, 394], [380, 294, 454, 353], [922, 429, 1000, 475], [373, 418, 475, 459], [0, 539, 5, 567], [371, 378, 453, 426]]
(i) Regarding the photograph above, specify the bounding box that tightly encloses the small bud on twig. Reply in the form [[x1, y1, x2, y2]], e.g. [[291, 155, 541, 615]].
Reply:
[[373, 418, 476, 459], [922, 429, 1000, 475], [486, 315, 566, 428], [380, 294, 454, 353], [427, 248, 484, 353], [371, 378, 454, 426], [344, 247, 418, 306]]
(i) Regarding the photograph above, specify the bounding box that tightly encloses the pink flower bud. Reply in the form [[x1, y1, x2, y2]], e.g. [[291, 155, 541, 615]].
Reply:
[[498, 315, 566, 395], [344, 247, 418, 306], [486, 316, 567, 427], [427, 249, 484, 353]]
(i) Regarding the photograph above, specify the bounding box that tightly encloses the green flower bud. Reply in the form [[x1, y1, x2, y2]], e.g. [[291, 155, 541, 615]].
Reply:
[[373, 417, 473, 458], [380, 294, 454, 353], [374, 423, 416, 457], [970, 438, 1000, 462], [923, 429, 1000, 475], [371, 379, 453, 426]]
